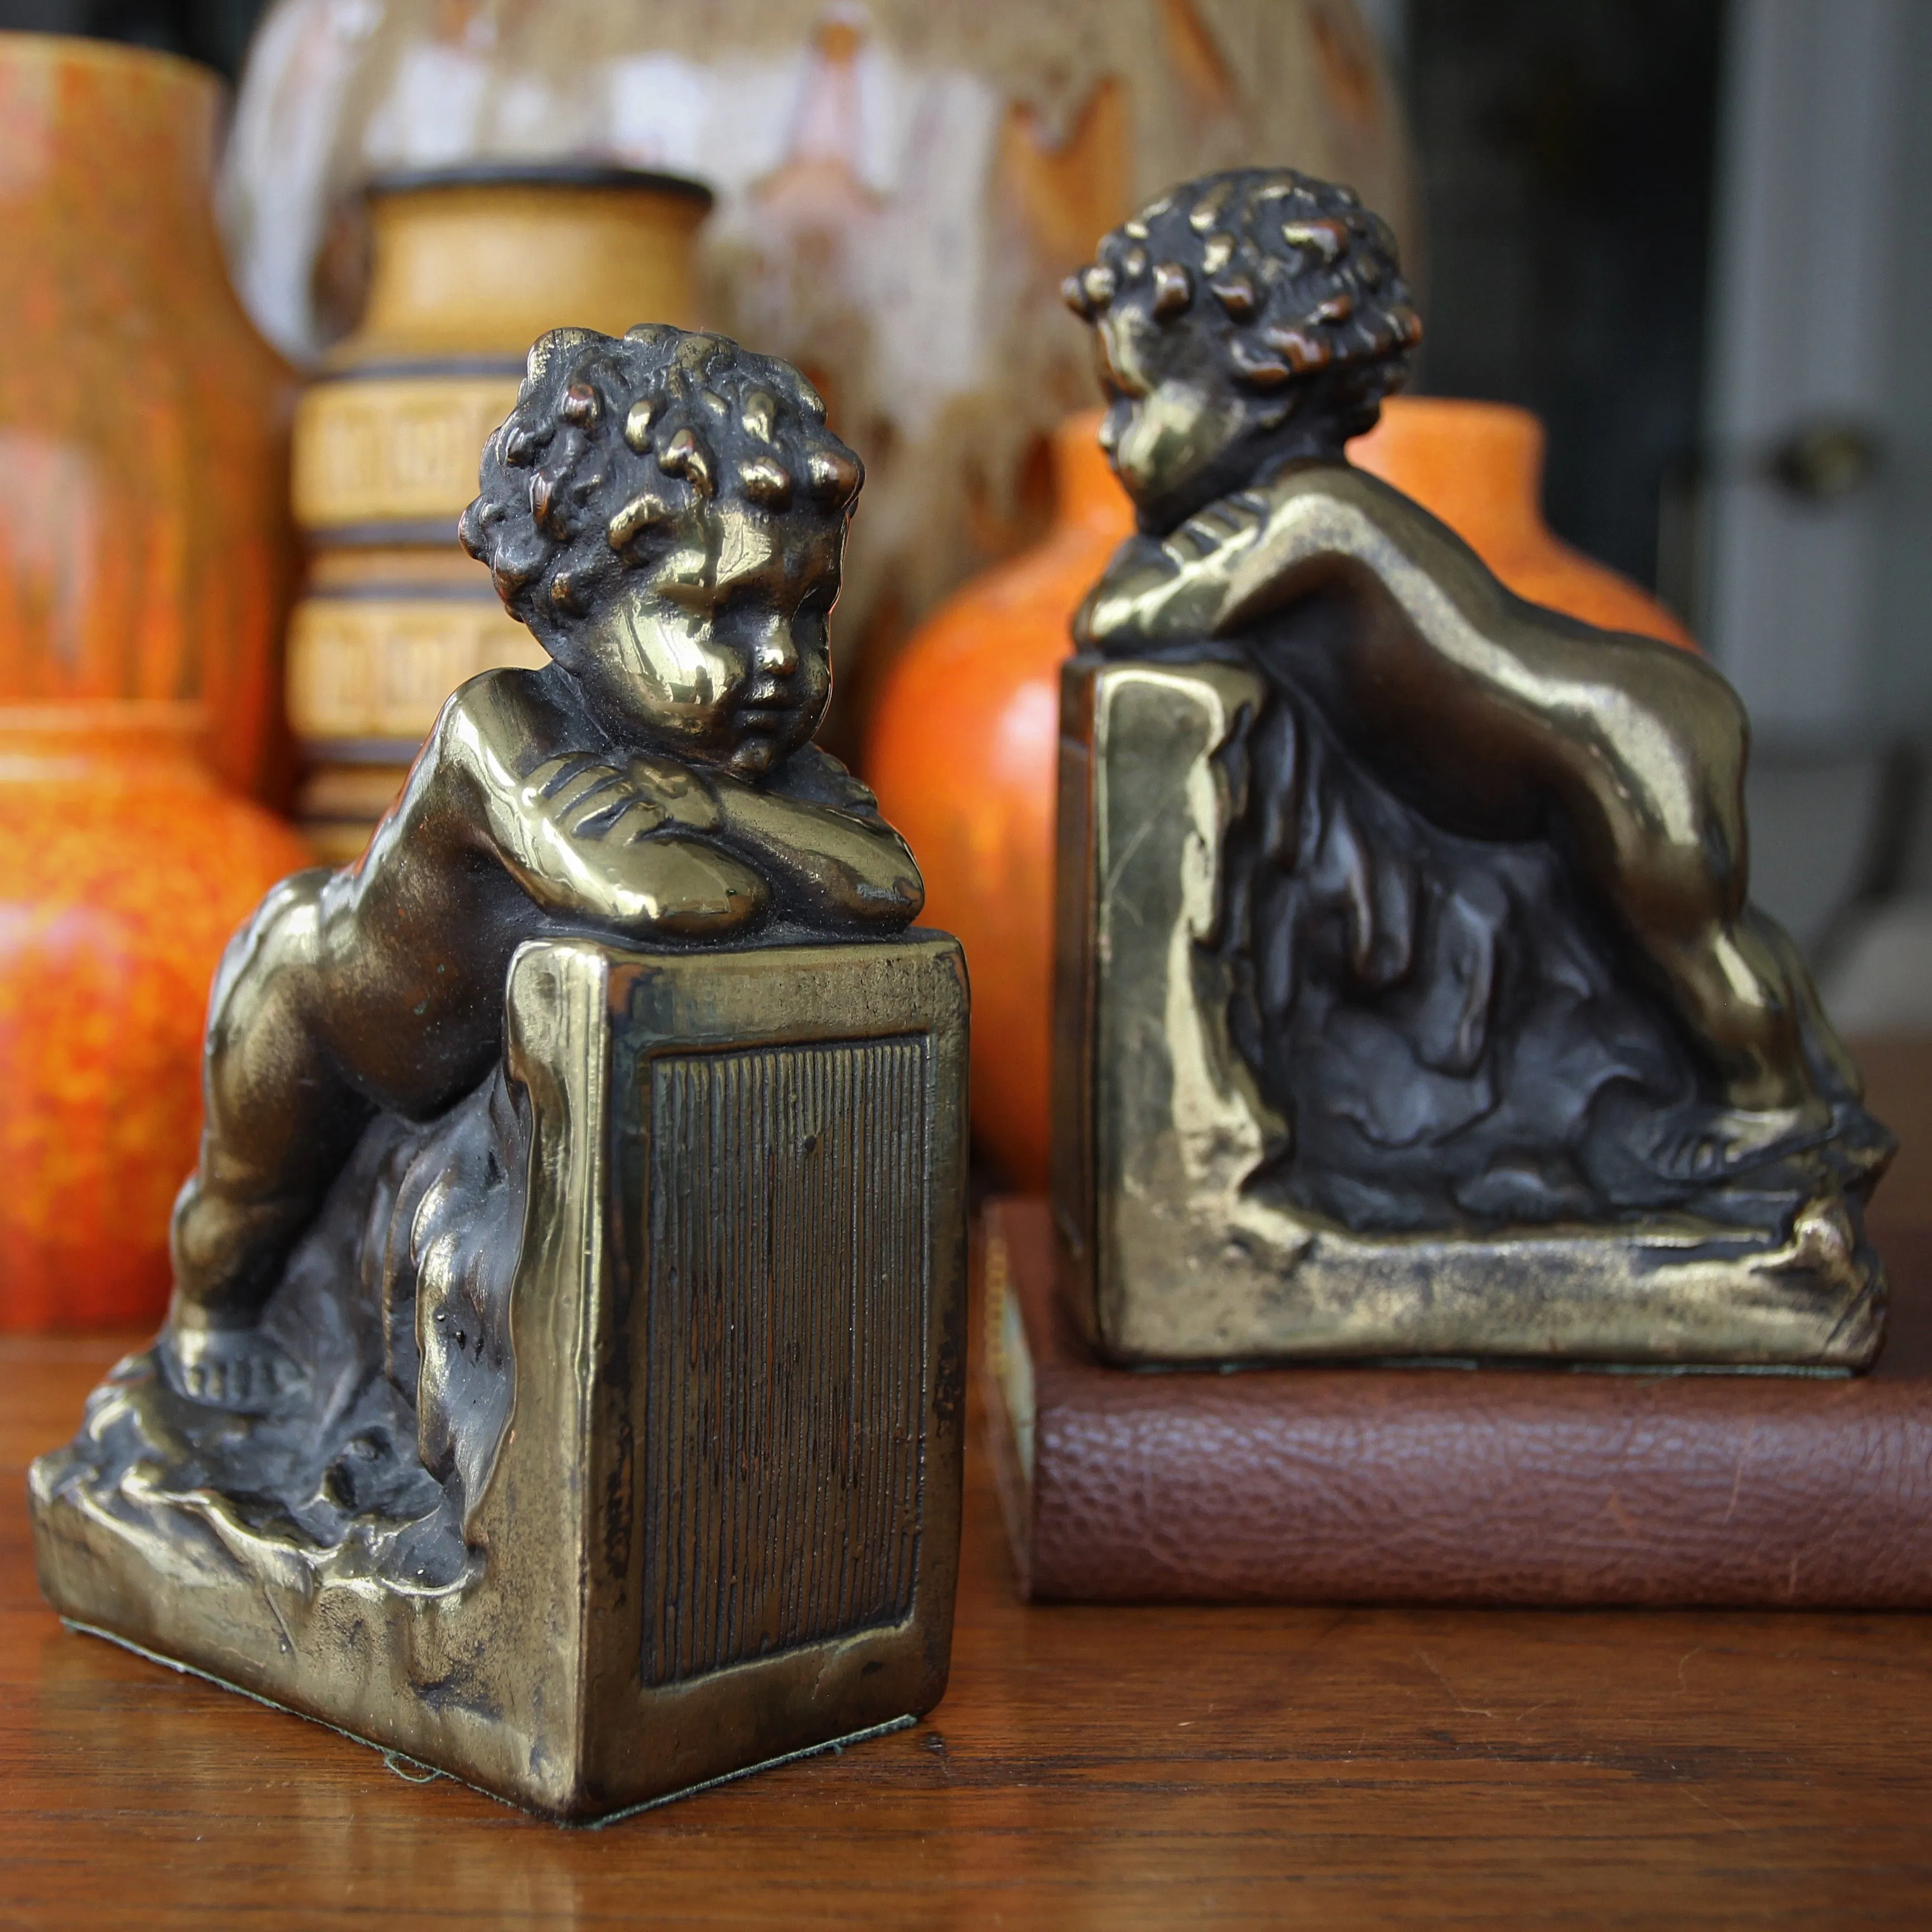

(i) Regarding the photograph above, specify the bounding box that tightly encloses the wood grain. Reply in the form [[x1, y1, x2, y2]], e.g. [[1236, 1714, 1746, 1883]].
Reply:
[[3, 1040, 1931, 1928]]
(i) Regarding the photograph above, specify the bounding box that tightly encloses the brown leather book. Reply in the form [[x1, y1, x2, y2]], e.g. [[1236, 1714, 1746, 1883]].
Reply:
[[982, 1197, 1932, 1606]]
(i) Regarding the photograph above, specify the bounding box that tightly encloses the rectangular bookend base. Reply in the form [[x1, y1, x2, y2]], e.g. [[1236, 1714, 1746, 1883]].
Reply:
[[63, 1618, 918, 1829], [982, 1197, 1932, 1607]]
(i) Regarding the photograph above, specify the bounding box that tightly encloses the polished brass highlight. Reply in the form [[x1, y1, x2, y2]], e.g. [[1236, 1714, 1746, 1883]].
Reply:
[[31, 324, 969, 1817], [1053, 168, 1890, 1368]]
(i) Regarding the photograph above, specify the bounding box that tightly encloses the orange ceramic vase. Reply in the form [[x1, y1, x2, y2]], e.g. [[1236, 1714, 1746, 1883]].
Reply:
[[0, 707, 311, 1330], [0, 36, 298, 802], [866, 416, 1131, 1191], [866, 399, 1694, 1189]]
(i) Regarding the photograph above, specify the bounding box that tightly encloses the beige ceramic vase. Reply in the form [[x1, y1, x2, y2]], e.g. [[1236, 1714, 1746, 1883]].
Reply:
[[286, 165, 711, 858], [224, 0, 1415, 733]]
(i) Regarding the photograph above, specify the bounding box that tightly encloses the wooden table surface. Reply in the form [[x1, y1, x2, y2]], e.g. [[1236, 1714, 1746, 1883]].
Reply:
[[5, 1044, 1932, 1929]]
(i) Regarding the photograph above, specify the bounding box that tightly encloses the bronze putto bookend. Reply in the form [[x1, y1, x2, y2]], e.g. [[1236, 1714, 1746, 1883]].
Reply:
[[1053, 168, 1891, 1369], [31, 326, 969, 1820]]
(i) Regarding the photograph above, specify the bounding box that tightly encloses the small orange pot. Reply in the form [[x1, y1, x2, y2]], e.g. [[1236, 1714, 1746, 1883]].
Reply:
[[868, 418, 1130, 1190], [866, 399, 1694, 1189], [0, 705, 313, 1329]]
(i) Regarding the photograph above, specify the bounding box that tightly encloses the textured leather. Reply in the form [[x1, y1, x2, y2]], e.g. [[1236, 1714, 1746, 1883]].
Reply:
[[984, 1198, 1932, 1607]]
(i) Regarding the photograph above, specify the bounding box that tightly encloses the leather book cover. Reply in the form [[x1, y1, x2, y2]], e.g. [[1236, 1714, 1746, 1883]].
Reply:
[[981, 1197, 1932, 1607]]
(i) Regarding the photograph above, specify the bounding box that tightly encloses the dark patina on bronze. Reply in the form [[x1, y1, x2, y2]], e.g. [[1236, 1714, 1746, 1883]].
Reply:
[[31, 325, 969, 1820], [1053, 169, 1890, 1368]]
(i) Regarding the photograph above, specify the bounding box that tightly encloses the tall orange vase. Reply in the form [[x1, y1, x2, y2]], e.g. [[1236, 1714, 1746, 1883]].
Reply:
[[866, 398, 1695, 1188], [0, 35, 298, 801], [0, 37, 312, 1329]]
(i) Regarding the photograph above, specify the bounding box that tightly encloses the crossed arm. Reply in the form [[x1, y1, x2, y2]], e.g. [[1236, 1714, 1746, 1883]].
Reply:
[[1074, 465, 1549, 657], [433, 677, 922, 937], [1077, 486, 1286, 650]]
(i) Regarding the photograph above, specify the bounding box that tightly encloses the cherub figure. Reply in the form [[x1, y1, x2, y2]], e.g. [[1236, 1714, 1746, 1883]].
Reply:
[[165, 324, 922, 1405], [1064, 168, 1884, 1234]]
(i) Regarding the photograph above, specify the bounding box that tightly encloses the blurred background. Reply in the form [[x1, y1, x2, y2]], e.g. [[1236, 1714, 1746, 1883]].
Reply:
[[10, 0, 1920, 977], [0, 0, 1926, 1311]]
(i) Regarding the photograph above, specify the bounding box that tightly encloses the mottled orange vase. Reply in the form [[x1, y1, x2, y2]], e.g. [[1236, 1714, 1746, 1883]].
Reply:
[[0, 707, 312, 1330], [0, 36, 299, 802], [866, 399, 1696, 1188]]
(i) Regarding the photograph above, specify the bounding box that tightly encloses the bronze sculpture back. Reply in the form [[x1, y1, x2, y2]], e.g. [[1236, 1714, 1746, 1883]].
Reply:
[[1054, 168, 1890, 1366]]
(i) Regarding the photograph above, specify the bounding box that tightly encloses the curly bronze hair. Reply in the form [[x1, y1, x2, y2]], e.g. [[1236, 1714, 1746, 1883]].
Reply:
[[1064, 168, 1422, 443], [459, 324, 863, 643]]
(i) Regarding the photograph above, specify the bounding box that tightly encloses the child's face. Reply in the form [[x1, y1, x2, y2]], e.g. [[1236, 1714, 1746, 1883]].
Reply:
[[569, 515, 839, 776], [1095, 307, 1251, 531]]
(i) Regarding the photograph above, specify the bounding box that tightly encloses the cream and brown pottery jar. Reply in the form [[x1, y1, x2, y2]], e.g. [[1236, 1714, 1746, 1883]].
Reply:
[[224, 0, 1414, 746], [286, 163, 710, 859]]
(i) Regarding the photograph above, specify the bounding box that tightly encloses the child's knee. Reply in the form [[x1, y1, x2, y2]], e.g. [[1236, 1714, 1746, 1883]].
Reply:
[[1565, 736, 1745, 931], [200, 872, 347, 1125]]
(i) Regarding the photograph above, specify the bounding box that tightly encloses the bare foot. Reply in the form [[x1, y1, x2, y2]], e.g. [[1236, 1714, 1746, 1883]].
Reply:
[[1649, 1100, 1831, 1182], [161, 1325, 306, 1414]]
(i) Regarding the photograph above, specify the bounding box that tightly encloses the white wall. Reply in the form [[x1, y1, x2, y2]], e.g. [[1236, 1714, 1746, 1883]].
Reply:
[[1703, 0, 1928, 742]]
